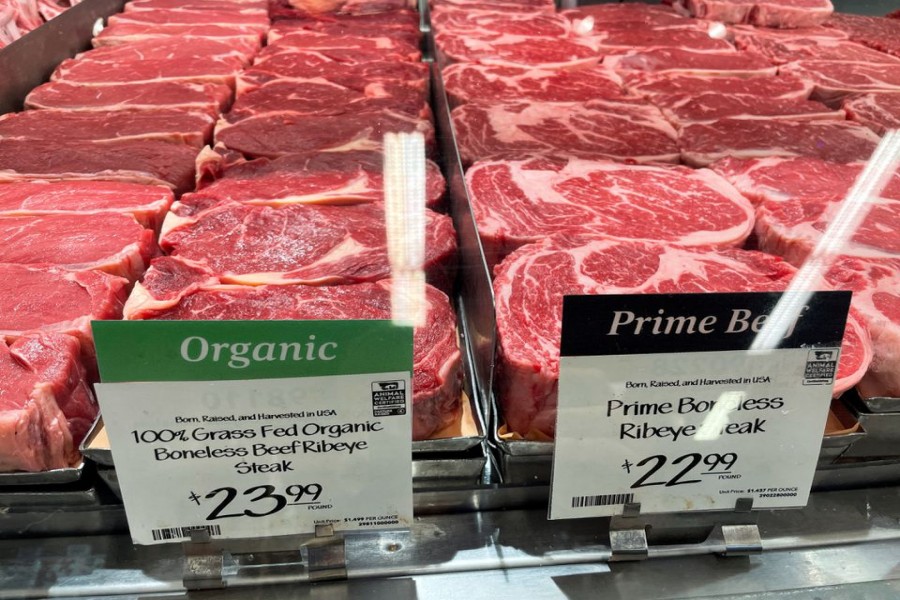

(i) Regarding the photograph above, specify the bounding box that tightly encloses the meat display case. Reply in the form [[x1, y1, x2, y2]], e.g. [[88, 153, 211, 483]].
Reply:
[[1, 0, 900, 597]]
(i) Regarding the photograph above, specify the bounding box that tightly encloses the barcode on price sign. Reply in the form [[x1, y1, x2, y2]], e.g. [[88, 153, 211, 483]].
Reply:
[[571, 493, 634, 508], [151, 524, 221, 542]]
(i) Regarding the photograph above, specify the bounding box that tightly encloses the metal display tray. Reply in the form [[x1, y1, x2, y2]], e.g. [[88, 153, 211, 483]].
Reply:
[[843, 394, 900, 458], [0, 486, 101, 508], [854, 392, 900, 414], [428, 56, 497, 417], [0, 462, 84, 486], [426, 2, 900, 491]]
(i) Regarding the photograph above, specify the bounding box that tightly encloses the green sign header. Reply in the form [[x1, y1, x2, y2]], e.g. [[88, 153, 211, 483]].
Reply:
[[92, 320, 414, 383]]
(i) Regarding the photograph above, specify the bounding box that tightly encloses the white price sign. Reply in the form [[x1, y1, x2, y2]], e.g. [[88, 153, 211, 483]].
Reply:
[[98, 375, 413, 545], [549, 292, 851, 519], [92, 320, 414, 545]]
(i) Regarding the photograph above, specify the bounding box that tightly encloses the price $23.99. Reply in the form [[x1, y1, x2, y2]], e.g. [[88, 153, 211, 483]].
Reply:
[[188, 483, 326, 521]]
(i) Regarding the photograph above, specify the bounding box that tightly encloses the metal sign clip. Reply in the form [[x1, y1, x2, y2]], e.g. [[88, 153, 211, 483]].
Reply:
[[182, 528, 226, 590], [302, 524, 348, 581], [609, 502, 649, 561]]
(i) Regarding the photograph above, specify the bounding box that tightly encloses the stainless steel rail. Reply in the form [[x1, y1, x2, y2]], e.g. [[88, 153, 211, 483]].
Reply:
[[1, 484, 898, 598]]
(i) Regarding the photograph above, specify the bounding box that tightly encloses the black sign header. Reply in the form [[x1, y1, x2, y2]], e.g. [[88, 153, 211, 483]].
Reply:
[[560, 291, 851, 357]]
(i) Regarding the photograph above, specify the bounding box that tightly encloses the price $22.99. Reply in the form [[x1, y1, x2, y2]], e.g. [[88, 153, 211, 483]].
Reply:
[[188, 483, 325, 521], [622, 452, 738, 488]]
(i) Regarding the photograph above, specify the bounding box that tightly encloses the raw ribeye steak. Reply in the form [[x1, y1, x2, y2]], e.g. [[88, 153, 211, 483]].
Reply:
[[339, 0, 415, 10], [466, 157, 753, 267], [0, 333, 97, 472], [266, 10, 420, 46], [653, 93, 841, 126], [436, 34, 600, 69], [24, 81, 231, 114], [125, 276, 461, 440], [226, 79, 428, 122], [71, 36, 257, 65], [215, 110, 435, 159], [0, 181, 172, 229], [595, 28, 735, 53], [158, 202, 457, 290], [561, 3, 693, 29], [826, 257, 900, 399], [278, 0, 386, 13], [623, 72, 812, 99], [269, 0, 412, 19], [779, 61, 900, 105], [430, 0, 554, 11], [441, 64, 625, 105], [107, 10, 269, 32], [241, 56, 427, 90], [52, 39, 254, 86], [0, 109, 215, 147], [431, 6, 573, 37], [263, 44, 403, 70], [249, 44, 410, 74], [265, 30, 421, 63], [756, 194, 900, 264], [0, 213, 155, 281], [430, 9, 600, 70], [93, 23, 264, 48], [843, 93, 900, 135], [493, 236, 871, 437], [604, 48, 775, 76], [711, 156, 900, 205], [751, 0, 834, 28], [679, 118, 880, 166], [682, 0, 833, 27], [451, 99, 678, 166], [125, 0, 268, 11], [730, 23, 848, 41], [735, 33, 900, 65], [53, 58, 244, 87], [824, 13, 900, 58], [0, 139, 198, 194], [0, 264, 128, 352], [188, 150, 445, 211]]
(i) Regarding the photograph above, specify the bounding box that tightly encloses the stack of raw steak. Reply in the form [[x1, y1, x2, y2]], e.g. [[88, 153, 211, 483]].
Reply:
[[214, 10, 435, 160], [824, 12, 900, 58], [13, 5, 268, 194], [713, 156, 900, 399], [433, 0, 899, 436], [494, 238, 872, 437], [0, 0, 268, 470], [439, 1, 882, 169], [466, 157, 754, 268], [123, 3, 463, 441]]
